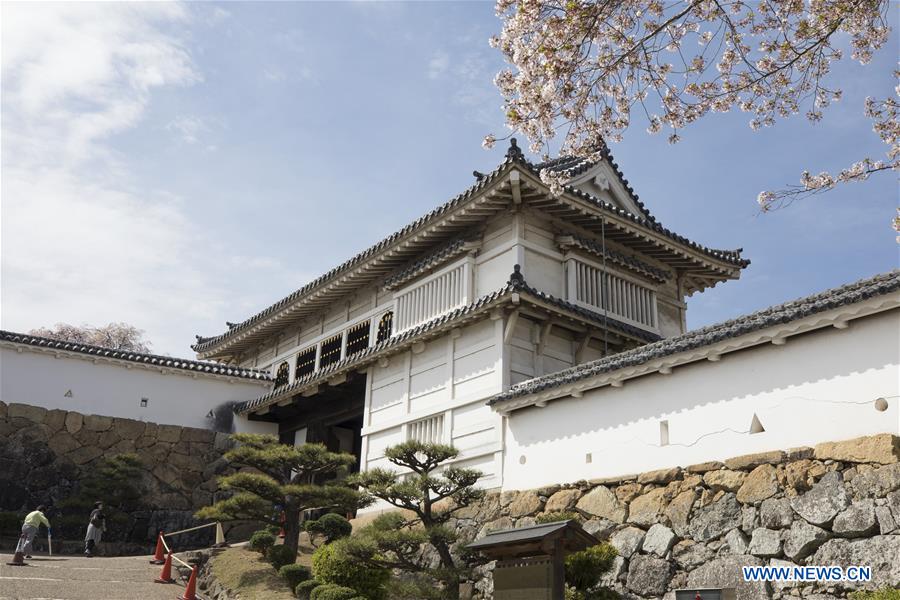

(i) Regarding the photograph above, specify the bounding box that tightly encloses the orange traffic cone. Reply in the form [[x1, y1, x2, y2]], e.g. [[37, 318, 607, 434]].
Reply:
[[7, 536, 29, 566], [154, 553, 175, 584], [150, 531, 166, 564], [178, 565, 198, 600]]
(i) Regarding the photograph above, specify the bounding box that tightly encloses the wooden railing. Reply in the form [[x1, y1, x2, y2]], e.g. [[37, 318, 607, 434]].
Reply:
[[569, 258, 658, 331], [394, 261, 471, 333]]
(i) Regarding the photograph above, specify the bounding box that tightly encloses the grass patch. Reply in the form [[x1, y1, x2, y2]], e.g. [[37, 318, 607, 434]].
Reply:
[[210, 547, 297, 600]]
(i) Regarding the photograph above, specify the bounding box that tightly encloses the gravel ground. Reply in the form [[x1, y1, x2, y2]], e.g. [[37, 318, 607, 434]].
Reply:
[[0, 552, 194, 600]]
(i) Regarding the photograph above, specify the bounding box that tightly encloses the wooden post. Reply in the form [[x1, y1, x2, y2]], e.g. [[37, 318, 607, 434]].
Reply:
[[551, 538, 565, 600]]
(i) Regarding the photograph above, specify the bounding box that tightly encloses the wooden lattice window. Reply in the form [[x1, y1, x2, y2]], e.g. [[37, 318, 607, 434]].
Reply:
[[294, 346, 317, 379], [346, 320, 370, 357], [274, 361, 289, 388], [408, 414, 445, 444], [319, 333, 342, 368], [376, 312, 393, 343]]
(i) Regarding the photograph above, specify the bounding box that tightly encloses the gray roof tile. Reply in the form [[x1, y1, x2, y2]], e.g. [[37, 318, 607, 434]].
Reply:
[[489, 270, 900, 405], [0, 330, 271, 381], [195, 141, 747, 354]]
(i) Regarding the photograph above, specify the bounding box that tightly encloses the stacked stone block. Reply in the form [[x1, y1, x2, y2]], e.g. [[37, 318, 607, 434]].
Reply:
[[0, 401, 235, 551], [453, 434, 900, 599]]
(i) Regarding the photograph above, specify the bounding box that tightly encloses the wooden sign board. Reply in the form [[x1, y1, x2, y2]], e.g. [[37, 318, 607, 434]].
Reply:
[[494, 557, 554, 600]]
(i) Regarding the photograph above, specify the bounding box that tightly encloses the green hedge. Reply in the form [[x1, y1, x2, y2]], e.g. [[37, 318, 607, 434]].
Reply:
[[279, 563, 311, 589], [311, 538, 388, 600], [295, 579, 321, 599], [304, 513, 352, 543], [850, 590, 900, 600], [268, 544, 296, 571], [565, 543, 617, 592], [310, 584, 358, 600], [249, 530, 276, 555]]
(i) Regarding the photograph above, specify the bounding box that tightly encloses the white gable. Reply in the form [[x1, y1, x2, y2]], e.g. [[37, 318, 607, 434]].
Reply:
[[566, 160, 649, 219]]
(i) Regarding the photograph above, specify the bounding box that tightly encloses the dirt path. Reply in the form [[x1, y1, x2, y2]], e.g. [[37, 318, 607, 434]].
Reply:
[[0, 552, 194, 600]]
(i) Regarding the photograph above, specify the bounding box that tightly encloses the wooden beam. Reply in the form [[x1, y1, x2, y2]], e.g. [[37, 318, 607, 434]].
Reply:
[[510, 170, 522, 205], [536, 320, 554, 355], [575, 333, 592, 364], [504, 310, 520, 344]]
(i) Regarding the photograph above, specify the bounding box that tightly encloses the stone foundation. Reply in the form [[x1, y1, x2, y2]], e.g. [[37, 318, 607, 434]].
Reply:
[[453, 434, 900, 599], [0, 401, 238, 552]]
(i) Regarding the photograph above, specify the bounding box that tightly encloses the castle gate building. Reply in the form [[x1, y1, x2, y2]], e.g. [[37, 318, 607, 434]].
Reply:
[[192, 140, 748, 491]]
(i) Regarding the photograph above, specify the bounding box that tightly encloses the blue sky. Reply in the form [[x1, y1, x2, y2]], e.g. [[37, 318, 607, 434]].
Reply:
[[2, 2, 897, 357]]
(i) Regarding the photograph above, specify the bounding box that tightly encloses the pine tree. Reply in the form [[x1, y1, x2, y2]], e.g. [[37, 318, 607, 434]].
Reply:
[[348, 441, 485, 599], [196, 433, 367, 557]]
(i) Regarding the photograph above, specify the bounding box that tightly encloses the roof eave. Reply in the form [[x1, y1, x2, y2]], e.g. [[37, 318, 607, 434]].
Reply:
[[488, 281, 900, 413]]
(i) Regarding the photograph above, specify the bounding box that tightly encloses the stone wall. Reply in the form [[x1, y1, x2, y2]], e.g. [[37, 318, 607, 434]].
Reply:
[[456, 434, 900, 599], [0, 401, 236, 552]]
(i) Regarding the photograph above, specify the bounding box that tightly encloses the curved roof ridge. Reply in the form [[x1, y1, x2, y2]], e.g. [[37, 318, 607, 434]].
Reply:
[[193, 157, 517, 351], [195, 140, 749, 355], [0, 330, 272, 381], [489, 269, 900, 404]]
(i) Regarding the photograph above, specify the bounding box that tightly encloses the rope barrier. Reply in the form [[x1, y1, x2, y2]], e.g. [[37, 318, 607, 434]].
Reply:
[[157, 521, 224, 598], [164, 522, 219, 537]]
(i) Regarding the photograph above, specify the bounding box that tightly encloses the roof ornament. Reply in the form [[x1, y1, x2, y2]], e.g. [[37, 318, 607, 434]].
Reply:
[[226, 321, 238, 329], [508, 264, 526, 287], [506, 137, 525, 161], [473, 170, 485, 180]]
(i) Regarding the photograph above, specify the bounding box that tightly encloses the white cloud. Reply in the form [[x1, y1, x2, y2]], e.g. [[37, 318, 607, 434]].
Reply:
[[263, 66, 287, 83], [427, 51, 449, 80], [0, 2, 288, 355], [166, 115, 211, 144]]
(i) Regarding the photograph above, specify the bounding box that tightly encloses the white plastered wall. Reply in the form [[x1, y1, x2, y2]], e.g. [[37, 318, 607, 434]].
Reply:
[[502, 309, 900, 491], [359, 318, 506, 512], [0, 345, 276, 434]]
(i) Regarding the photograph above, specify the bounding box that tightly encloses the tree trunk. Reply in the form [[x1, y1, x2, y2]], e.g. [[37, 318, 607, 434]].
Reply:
[[434, 540, 459, 599], [282, 506, 302, 557]]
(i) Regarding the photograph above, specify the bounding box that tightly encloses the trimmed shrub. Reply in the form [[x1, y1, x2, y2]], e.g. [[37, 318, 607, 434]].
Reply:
[[248, 530, 276, 555], [536, 511, 582, 524], [566, 586, 621, 600], [565, 543, 617, 592], [279, 563, 311, 589], [850, 590, 900, 600], [304, 513, 352, 543], [268, 544, 296, 570], [312, 538, 389, 600], [310, 584, 358, 600], [295, 579, 321, 600]]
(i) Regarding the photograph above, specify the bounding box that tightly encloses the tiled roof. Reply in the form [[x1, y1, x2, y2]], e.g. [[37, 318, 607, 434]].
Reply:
[[508, 273, 662, 344], [488, 270, 900, 405], [195, 140, 747, 355], [235, 268, 660, 415], [557, 234, 671, 283], [236, 285, 516, 414], [534, 142, 657, 224], [0, 330, 272, 381], [192, 156, 516, 353], [383, 236, 477, 290]]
